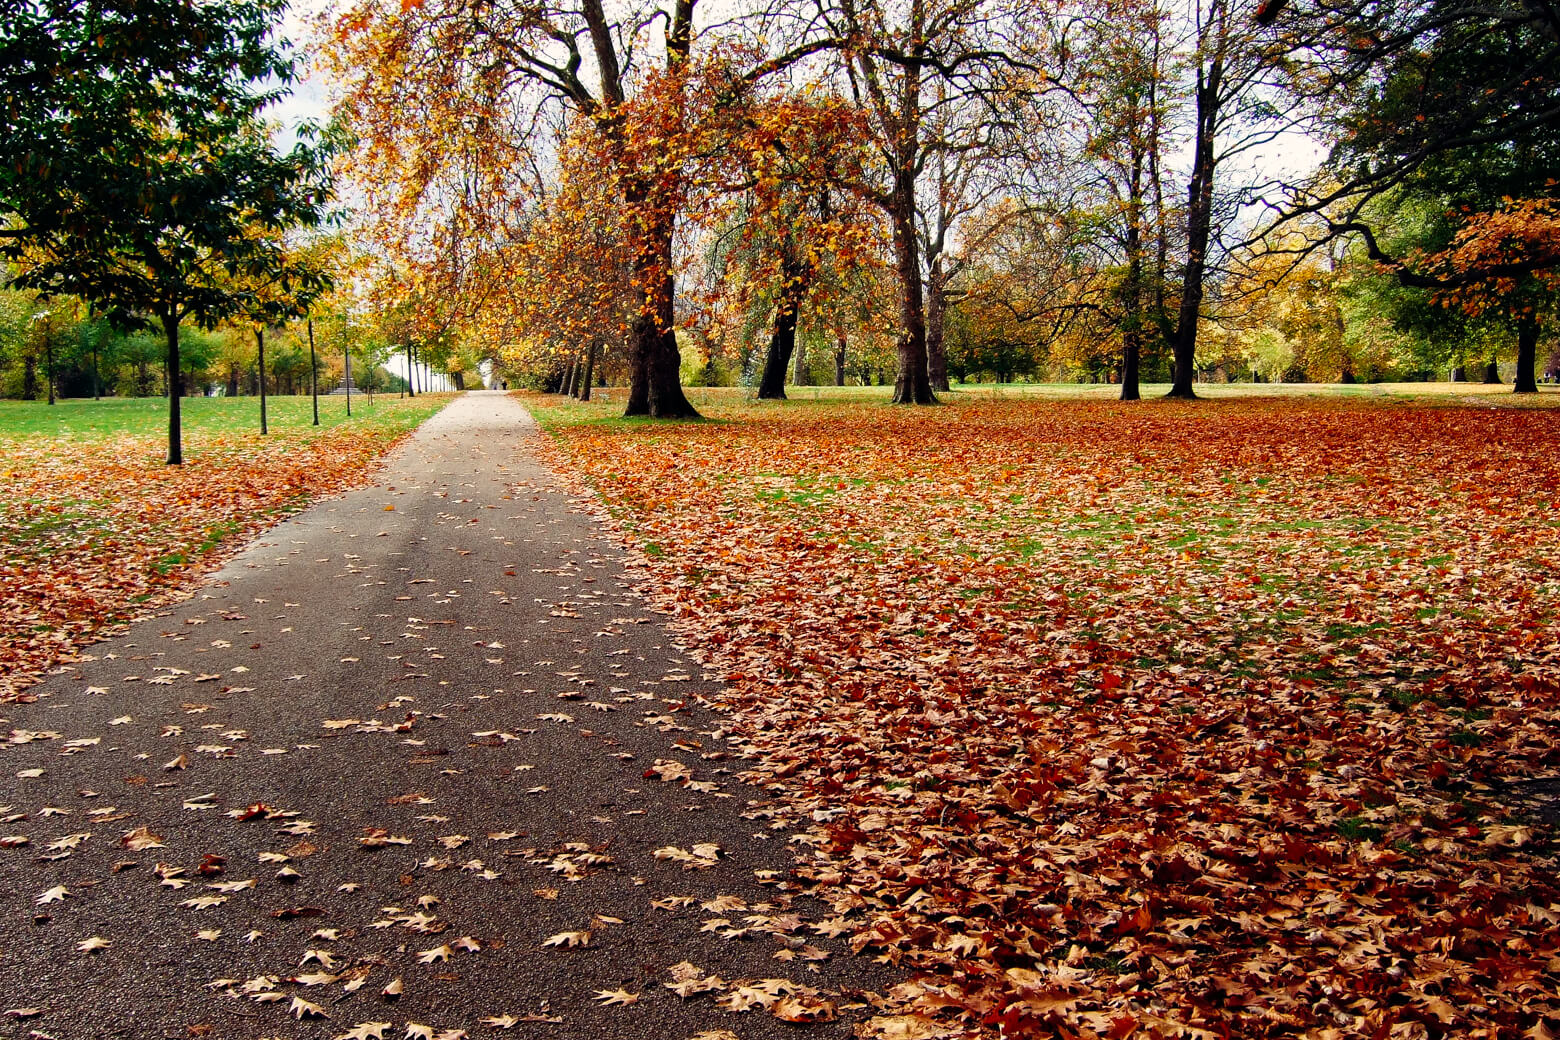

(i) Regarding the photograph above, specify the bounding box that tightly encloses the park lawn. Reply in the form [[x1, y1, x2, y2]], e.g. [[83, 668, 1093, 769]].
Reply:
[[0, 393, 451, 697], [0, 390, 409, 439], [529, 386, 1560, 1038]]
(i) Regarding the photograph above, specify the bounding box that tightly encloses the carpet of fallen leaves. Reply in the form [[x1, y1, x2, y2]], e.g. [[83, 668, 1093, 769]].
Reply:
[[532, 391, 1560, 1040], [0, 400, 445, 699]]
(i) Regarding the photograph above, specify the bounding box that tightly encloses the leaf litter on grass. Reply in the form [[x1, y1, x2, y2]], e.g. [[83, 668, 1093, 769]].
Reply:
[[532, 391, 1560, 1039], [0, 399, 444, 699]]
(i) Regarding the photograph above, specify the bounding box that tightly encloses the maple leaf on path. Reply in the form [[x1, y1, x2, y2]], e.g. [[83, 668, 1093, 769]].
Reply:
[[290, 996, 326, 1019], [541, 930, 590, 947], [417, 944, 452, 963], [335, 1024, 392, 1040], [593, 989, 639, 1006]]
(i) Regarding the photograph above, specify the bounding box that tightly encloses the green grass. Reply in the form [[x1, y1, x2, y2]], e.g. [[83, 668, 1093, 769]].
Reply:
[[0, 392, 450, 441]]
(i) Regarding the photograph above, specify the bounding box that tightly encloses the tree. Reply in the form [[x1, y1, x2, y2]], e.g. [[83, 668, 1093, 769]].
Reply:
[[699, 94, 878, 401], [329, 0, 782, 418], [1161, 0, 1299, 399], [1031, 0, 1178, 399], [1262, 0, 1560, 391], [799, 0, 1040, 405], [1, 0, 336, 462]]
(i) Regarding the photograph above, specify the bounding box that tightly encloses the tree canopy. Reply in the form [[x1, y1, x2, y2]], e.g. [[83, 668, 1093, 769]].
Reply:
[[1, 0, 339, 461]]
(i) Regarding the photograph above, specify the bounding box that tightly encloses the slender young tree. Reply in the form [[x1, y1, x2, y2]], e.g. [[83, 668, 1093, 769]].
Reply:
[[1, 0, 335, 463]]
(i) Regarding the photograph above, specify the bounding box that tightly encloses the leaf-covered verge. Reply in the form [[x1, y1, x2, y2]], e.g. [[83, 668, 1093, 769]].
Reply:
[[0, 395, 450, 699], [529, 388, 1560, 1039]]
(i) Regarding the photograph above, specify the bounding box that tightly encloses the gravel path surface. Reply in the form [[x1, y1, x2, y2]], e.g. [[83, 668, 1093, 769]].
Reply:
[[0, 391, 891, 1040]]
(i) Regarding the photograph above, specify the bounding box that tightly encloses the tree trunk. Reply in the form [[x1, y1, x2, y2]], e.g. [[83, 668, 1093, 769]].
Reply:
[[561, 357, 575, 396], [1340, 367, 1356, 384], [758, 262, 805, 400], [1168, 51, 1224, 401], [166, 313, 183, 465], [1120, 224, 1143, 403], [406, 342, 416, 397], [926, 256, 950, 392], [792, 326, 809, 386], [1514, 317, 1539, 393], [622, 204, 699, 418], [835, 335, 847, 386], [1482, 357, 1501, 384], [22, 353, 37, 400], [1120, 329, 1141, 401], [452, 370, 465, 391], [45, 335, 55, 405], [579, 338, 598, 402], [1450, 364, 1466, 382], [889, 187, 935, 405], [757, 313, 797, 399], [623, 267, 698, 418], [256, 328, 268, 435], [308, 318, 320, 425]]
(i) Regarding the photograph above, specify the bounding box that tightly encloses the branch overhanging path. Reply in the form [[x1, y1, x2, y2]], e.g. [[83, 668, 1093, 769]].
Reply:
[[0, 391, 888, 1038]]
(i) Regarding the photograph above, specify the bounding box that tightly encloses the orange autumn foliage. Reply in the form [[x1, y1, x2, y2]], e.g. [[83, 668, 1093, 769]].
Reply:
[[533, 391, 1560, 1037]]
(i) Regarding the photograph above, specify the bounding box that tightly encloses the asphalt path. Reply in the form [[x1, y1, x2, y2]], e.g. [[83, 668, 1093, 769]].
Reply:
[[0, 391, 891, 1040]]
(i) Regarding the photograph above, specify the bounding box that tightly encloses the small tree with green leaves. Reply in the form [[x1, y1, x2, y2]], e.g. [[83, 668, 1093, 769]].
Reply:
[[0, 0, 336, 462]]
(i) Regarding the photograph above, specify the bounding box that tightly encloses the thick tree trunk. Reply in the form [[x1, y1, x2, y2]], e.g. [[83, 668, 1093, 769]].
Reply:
[[1483, 358, 1501, 384], [1514, 318, 1539, 393], [758, 266, 804, 400], [624, 268, 698, 418], [1450, 364, 1466, 382], [1120, 330, 1141, 401], [890, 191, 935, 405], [758, 314, 797, 399], [793, 327, 808, 386], [926, 256, 950, 392], [1340, 368, 1356, 384], [622, 206, 698, 418], [579, 339, 597, 402], [1168, 54, 1223, 401], [166, 314, 183, 465], [452, 370, 465, 391], [835, 335, 846, 386]]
